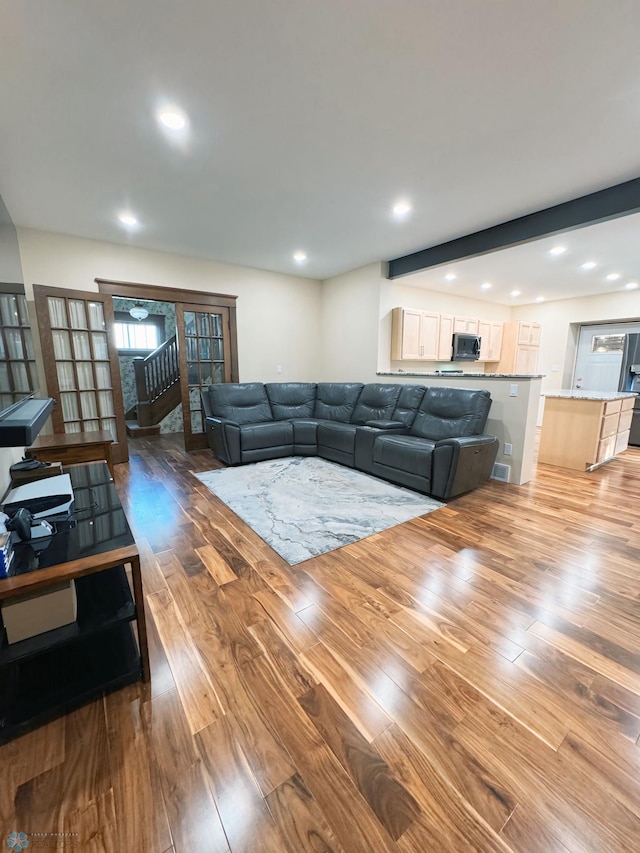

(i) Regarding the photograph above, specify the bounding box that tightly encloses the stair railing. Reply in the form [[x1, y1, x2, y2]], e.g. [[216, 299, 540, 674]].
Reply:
[[133, 335, 180, 425]]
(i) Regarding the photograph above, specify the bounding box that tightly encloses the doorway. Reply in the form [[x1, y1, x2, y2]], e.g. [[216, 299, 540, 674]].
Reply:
[[573, 322, 640, 392], [34, 280, 238, 461]]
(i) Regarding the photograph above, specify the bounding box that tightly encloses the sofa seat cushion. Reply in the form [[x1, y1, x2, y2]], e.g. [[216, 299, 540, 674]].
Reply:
[[317, 421, 357, 454], [373, 433, 436, 474], [240, 420, 293, 451]]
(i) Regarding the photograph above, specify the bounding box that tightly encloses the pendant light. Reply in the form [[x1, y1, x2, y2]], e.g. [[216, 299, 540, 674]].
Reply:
[[129, 302, 149, 322]]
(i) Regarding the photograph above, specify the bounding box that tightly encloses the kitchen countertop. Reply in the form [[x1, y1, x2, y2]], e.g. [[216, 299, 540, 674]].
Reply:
[[377, 372, 544, 379], [543, 390, 637, 401]]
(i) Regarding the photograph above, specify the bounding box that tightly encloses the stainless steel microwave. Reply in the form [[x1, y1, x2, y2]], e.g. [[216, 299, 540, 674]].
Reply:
[[451, 332, 481, 361]]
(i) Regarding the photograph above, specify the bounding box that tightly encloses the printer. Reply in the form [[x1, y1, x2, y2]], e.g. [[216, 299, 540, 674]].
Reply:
[[2, 473, 74, 519]]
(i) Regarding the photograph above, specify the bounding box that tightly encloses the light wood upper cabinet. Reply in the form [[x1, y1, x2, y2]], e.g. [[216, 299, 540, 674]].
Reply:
[[438, 314, 454, 361], [391, 307, 440, 360], [495, 321, 541, 374], [517, 321, 541, 346], [454, 316, 479, 334], [478, 321, 503, 362]]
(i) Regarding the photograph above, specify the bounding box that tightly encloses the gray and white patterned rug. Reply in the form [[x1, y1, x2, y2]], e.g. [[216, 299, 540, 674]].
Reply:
[[195, 456, 444, 565]]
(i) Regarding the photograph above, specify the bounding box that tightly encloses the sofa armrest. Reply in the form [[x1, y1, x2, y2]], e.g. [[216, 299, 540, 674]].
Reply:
[[430, 435, 499, 499], [365, 420, 408, 430], [205, 416, 241, 465], [354, 424, 407, 473]]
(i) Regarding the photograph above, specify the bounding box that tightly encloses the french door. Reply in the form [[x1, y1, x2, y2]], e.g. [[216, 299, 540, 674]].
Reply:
[[176, 303, 232, 450], [33, 285, 128, 463]]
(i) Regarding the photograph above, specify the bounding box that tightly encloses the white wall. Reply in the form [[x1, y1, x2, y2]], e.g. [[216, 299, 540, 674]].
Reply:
[[319, 262, 384, 381], [16, 228, 323, 384]]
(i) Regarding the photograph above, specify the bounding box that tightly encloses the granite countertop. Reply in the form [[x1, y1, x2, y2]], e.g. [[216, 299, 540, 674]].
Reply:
[[543, 390, 637, 401], [377, 372, 544, 379]]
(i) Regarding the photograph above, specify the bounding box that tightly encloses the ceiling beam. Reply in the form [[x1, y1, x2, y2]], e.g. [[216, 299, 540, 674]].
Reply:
[[387, 177, 640, 279]]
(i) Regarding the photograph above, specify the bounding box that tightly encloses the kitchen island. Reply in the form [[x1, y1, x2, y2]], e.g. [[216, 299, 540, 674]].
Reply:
[[539, 390, 636, 471]]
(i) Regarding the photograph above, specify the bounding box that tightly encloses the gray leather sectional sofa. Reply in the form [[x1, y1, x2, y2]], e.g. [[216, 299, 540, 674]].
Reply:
[[201, 382, 499, 500]]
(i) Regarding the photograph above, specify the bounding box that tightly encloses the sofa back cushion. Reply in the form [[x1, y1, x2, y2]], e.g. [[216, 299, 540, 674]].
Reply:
[[351, 383, 402, 425], [207, 382, 273, 424], [391, 384, 427, 427], [314, 383, 364, 422], [265, 383, 317, 419], [410, 387, 491, 440]]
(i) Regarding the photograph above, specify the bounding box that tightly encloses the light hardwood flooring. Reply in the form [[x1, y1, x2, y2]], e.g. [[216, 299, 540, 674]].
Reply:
[[2, 434, 640, 851]]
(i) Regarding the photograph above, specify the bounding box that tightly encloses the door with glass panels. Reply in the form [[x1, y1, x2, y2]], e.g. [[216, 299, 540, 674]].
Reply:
[[0, 285, 38, 409], [33, 285, 128, 463], [176, 303, 231, 450]]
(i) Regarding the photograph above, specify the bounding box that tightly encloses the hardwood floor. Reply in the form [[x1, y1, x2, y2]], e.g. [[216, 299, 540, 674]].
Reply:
[[3, 434, 640, 851]]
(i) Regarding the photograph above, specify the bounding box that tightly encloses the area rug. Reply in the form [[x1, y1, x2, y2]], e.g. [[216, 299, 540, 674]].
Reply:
[[195, 456, 444, 565]]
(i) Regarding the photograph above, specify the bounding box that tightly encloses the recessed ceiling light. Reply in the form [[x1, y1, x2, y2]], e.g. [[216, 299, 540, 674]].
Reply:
[[118, 211, 138, 227], [581, 261, 597, 270], [480, 282, 492, 290], [510, 290, 521, 297], [535, 296, 545, 303], [444, 273, 456, 281], [625, 282, 639, 290], [549, 246, 567, 255], [292, 251, 307, 262], [606, 273, 621, 281], [392, 200, 412, 218], [157, 108, 187, 130]]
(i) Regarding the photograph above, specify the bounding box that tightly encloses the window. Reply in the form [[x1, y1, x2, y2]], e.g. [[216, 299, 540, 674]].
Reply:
[[114, 312, 165, 353], [591, 334, 625, 354]]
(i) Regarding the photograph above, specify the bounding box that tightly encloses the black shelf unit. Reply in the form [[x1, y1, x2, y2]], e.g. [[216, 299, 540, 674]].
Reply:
[[0, 566, 141, 743]]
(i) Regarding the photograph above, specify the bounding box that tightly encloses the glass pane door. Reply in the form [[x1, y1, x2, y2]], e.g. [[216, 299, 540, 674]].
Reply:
[[176, 303, 231, 450], [33, 286, 128, 464], [0, 290, 38, 410]]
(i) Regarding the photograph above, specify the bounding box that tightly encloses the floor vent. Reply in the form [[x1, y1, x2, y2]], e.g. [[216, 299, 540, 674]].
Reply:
[[491, 462, 511, 483]]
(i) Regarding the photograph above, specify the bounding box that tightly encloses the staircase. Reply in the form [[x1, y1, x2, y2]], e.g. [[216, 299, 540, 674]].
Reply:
[[126, 335, 181, 437]]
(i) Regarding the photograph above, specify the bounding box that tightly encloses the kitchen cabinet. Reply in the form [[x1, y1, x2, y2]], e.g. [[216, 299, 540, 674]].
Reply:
[[454, 316, 479, 334], [437, 314, 454, 361], [495, 321, 541, 374], [539, 393, 635, 471], [391, 308, 440, 360], [478, 321, 503, 362]]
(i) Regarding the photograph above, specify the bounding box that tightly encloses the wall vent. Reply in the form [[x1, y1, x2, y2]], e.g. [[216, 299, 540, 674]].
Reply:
[[491, 462, 511, 483]]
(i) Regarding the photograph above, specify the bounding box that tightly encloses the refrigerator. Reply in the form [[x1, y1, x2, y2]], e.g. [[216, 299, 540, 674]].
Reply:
[[618, 333, 640, 446]]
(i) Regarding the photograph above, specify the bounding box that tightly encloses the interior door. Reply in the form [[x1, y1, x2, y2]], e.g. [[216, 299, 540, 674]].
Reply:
[[176, 303, 232, 450], [33, 285, 128, 463]]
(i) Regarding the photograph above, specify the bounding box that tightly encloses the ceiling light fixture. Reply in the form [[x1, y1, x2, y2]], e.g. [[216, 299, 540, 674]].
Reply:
[[510, 290, 521, 297], [535, 296, 545, 303], [480, 282, 492, 290], [549, 246, 567, 255], [625, 282, 639, 290], [292, 251, 307, 262], [581, 261, 597, 270], [444, 273, 456, 281], [129, 302, 149, 322], [157, 108, 187, 130], [118, 211, 138, 227], [606, 273, 621, 281], [392, 200, 412, 218]]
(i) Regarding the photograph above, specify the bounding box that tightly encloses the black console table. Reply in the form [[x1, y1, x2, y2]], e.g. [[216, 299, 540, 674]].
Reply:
[[0, 462, 149, 743]]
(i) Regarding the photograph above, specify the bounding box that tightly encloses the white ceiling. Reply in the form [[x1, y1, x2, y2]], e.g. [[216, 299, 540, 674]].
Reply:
[[1, 0, 639, 289], [401, 211, 640, 305]]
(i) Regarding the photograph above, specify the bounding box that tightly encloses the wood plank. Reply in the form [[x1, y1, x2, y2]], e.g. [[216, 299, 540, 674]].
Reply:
[[147, 588, 224, 734], [299, 682, 421, 840], [196, 715, 292, 853]]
